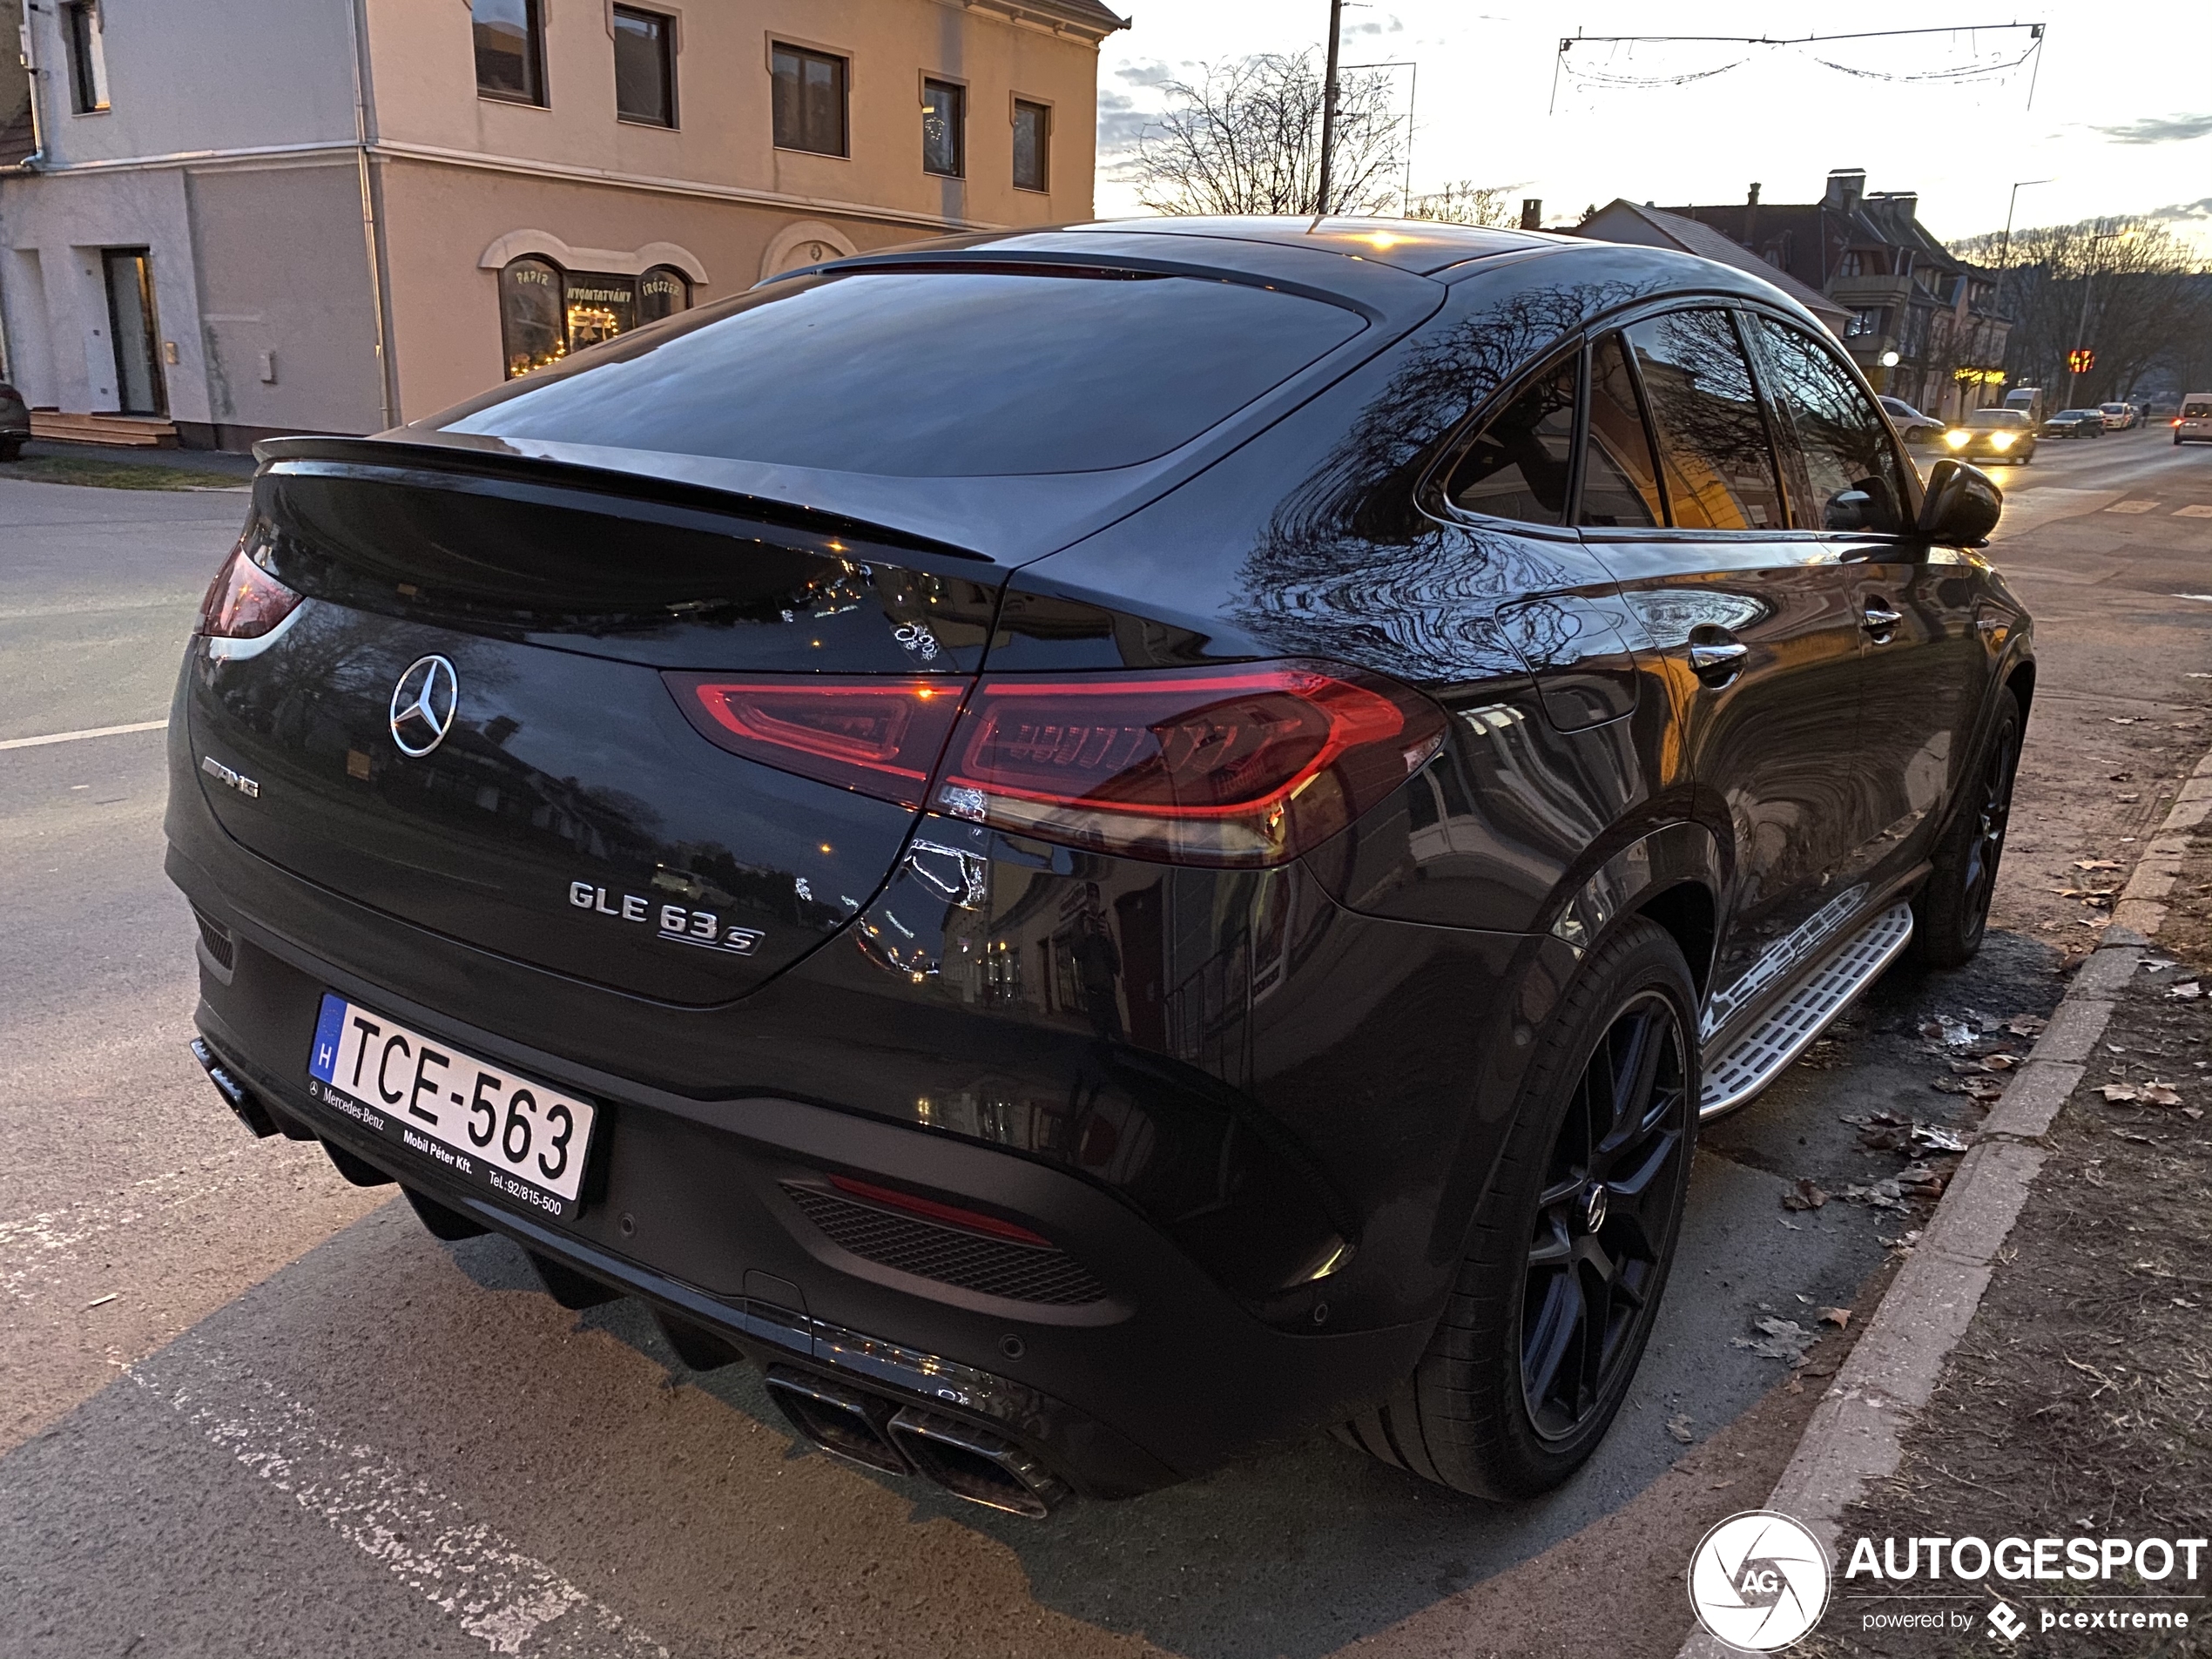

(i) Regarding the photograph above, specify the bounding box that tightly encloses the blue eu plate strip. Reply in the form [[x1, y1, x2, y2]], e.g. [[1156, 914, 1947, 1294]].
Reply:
[[309, 993, 347, 1083]]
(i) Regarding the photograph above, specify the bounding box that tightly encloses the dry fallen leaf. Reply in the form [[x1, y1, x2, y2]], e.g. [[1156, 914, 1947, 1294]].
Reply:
[[2006, 1014, 2048, 1036], [1782, 1177, 1830, 1211], [1666, 1413, 1696, 1444], [1979, 1053, 2020, 1072], [2142, 1082, 2184, 1106], [2075, 859, 2122, 871], [2101, 1083, 2141, 1103], [2184, 1107, 2204, 1121], [2118, 792, 2142, 803], [1818, 1307, 1852, 1329], [2168, 982, 2202, 1000], [2107, 717, 2139, 725]]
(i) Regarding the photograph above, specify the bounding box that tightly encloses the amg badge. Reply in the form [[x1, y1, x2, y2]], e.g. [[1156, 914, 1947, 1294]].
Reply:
[[568, 881, 764, 956]]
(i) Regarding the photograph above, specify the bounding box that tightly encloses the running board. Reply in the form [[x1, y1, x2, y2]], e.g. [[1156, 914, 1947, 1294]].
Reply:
[[1699, 900, 1915, 1120]]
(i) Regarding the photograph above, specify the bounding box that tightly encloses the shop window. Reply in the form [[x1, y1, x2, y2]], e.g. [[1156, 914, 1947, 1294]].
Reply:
[[475, 0, 545, 105], [500, 258, 693, 379], [772, 44, 846, 156], [63, 2, 110, 113], [1013, 99, 1049, 192], [922, 78, 965, 178], [637, 266, 692, 325], [613, 7, 675, 127], [499, 258, 566, 379]]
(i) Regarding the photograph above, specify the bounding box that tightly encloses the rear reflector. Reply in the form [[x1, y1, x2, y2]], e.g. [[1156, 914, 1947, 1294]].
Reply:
[[934, 661, 1447, 867], [665, 675, 969, 809], [197, 547, 304, 639], [825, 1173, 1054, 1246]]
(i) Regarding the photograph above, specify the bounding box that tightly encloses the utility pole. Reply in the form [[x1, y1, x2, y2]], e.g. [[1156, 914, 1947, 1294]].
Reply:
[[2067, 220, 2118, 408], [1315, 0, 1343, 217]]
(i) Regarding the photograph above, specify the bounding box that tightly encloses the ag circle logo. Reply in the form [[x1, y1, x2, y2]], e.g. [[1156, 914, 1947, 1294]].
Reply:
[[1688, 1510, 1831, 1651], [389, 654, 459, 758]]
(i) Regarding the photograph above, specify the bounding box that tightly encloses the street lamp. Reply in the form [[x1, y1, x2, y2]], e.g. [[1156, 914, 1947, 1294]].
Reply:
[[1992, 179, 2052, 412]]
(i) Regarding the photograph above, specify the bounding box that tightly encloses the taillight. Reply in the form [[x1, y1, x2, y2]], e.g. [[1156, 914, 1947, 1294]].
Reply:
[[934, 661, 1447, 867], [196, 547, 302, 638], [666, 674, 968, 809]]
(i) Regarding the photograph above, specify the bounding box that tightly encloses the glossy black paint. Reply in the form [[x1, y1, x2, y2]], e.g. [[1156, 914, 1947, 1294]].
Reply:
[[168, 220, 2033, 1497]]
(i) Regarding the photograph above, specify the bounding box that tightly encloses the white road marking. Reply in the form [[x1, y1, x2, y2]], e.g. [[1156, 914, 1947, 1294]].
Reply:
[[0, 1149, 277, 1305], [128, 1340, 670, 1657], [2175, 504, 2212, 519], [2173, 596, 2212, 604], [0, 718, 168, 752], [2106, 499, 2161, 514]]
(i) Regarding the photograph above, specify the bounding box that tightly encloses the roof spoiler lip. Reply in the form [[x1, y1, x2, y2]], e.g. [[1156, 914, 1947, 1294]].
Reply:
[[249, 433, 997, 564]]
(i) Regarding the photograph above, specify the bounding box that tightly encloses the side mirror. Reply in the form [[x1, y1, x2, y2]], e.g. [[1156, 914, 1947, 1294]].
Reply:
[[1916, 458, 2002, 546]]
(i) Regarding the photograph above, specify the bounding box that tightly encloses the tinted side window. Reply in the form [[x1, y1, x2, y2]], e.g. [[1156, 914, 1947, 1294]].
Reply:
[[1750, 317, 1909, 534], [1581, 334, 1663, 529], [1445, 361, 1575, 525], [1624, 311, 1786, 532]]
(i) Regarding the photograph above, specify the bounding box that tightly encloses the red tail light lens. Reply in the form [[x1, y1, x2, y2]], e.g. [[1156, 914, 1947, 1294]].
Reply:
[[196, 548, 303, 639], [934, 661, 1447, 867], [665, 674, 969, 809]]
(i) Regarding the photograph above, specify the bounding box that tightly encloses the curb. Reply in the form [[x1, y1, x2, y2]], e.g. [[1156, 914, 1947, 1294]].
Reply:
[[1676, 745, 2212, 1658]]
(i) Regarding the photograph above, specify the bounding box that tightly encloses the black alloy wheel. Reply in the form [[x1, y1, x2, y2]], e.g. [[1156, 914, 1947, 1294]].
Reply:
[[1521, 990, 1690, 1441], [1337, 918, 1699, 1499], [1913, 685, 2023, 968]]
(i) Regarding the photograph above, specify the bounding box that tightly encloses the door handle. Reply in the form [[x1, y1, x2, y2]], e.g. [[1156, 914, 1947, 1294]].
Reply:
[[1688, 640, 1749, 686], [1862, 603, 1902, 641]]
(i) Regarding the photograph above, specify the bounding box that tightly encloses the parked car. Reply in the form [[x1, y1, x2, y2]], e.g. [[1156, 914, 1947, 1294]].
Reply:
[[2176, 394, 2212, 446], [1941, 406, 2038, 464], [2042, 408, 2107, 439], [2098, 402, 2139, 430], [170, 221, 2028, 1515], [0, 381, 29, 462], [1878, 395, 1946, 444]]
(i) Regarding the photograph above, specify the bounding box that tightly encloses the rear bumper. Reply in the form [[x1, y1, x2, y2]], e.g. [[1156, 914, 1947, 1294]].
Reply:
[[184, 908, 1447, 1495]]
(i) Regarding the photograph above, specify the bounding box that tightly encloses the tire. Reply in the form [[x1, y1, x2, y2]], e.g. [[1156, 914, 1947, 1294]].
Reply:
[[1341, 918, 1699, 1499], [1912, 685, 2023, 969]]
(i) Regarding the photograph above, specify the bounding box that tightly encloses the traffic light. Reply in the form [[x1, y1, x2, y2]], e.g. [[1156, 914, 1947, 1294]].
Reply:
[[2067, 347, 2095, 374]]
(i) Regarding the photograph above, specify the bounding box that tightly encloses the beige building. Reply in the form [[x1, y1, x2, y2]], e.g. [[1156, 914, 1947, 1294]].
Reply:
[[0, 0, 1124, 449]]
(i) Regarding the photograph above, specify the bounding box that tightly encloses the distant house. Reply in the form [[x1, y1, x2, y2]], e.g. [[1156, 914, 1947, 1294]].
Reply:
[[1576, 198, 1852, 337], [1634, 172, 2010, 421]]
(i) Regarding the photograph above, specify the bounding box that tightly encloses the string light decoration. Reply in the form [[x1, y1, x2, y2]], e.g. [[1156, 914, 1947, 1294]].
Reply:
[[1550, 23, 2045, 113]]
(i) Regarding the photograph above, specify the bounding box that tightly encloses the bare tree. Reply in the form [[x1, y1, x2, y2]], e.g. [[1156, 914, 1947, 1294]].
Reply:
[[1950, 218, 2212, 404], [1128, 53, 1406, 217], [1404, 181, 1526, 228]]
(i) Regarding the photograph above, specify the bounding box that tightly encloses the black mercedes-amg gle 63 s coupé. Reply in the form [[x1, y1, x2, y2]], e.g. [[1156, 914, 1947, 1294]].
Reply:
[[171, 218, 2027, 1517]]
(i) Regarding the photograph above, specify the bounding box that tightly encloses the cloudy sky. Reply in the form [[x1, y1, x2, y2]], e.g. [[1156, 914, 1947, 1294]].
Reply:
[[1091, 0, 2212, 247]]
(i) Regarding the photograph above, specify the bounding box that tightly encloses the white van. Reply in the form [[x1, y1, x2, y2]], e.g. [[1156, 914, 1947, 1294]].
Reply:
[[2178, 395, 2212, 446]]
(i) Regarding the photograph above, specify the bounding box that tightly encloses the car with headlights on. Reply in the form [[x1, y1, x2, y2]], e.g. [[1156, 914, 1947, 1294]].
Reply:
[[2098, 401, 2138, 430], [2042, 408, 2107, 440], [1942, 406, 2037, 464], [169, 219, 2029, 1518]]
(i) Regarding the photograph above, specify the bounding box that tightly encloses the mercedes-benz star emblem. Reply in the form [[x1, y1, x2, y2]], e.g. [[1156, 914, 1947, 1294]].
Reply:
[[1583, 1184, 1608, 1233], [389, 655, 459, 757]]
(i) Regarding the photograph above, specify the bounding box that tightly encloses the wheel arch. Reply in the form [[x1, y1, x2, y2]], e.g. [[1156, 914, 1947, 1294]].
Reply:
[[1547, 821, 1724, 997]]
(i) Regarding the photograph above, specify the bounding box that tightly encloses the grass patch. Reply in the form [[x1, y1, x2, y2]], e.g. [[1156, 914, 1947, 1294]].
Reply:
[[2, 455, 247, 492]]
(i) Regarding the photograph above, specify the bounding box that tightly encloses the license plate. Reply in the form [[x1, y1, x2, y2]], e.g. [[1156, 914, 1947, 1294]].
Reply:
[[307, 994, 597, 1221]]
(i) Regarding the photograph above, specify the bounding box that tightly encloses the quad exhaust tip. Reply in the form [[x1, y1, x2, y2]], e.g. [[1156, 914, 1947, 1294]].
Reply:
[[765, 1368, 1069, 1517]]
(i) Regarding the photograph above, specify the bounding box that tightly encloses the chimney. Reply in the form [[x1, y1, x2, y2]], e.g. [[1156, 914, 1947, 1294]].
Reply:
[[1746, 183, 1761, 206], [1883, 192, 1919, 227], [1520, 199, 1542, 231], [1745, 182, 1761, 246], [1824, 169, 1866, 212]]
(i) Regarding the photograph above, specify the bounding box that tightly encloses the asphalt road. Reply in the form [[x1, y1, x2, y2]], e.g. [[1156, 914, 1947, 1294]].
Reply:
[[2, 429, 2208, 1659]]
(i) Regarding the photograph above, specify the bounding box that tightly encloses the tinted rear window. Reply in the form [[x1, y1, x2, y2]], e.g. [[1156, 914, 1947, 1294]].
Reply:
[[439, 269, 1367, 476]]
